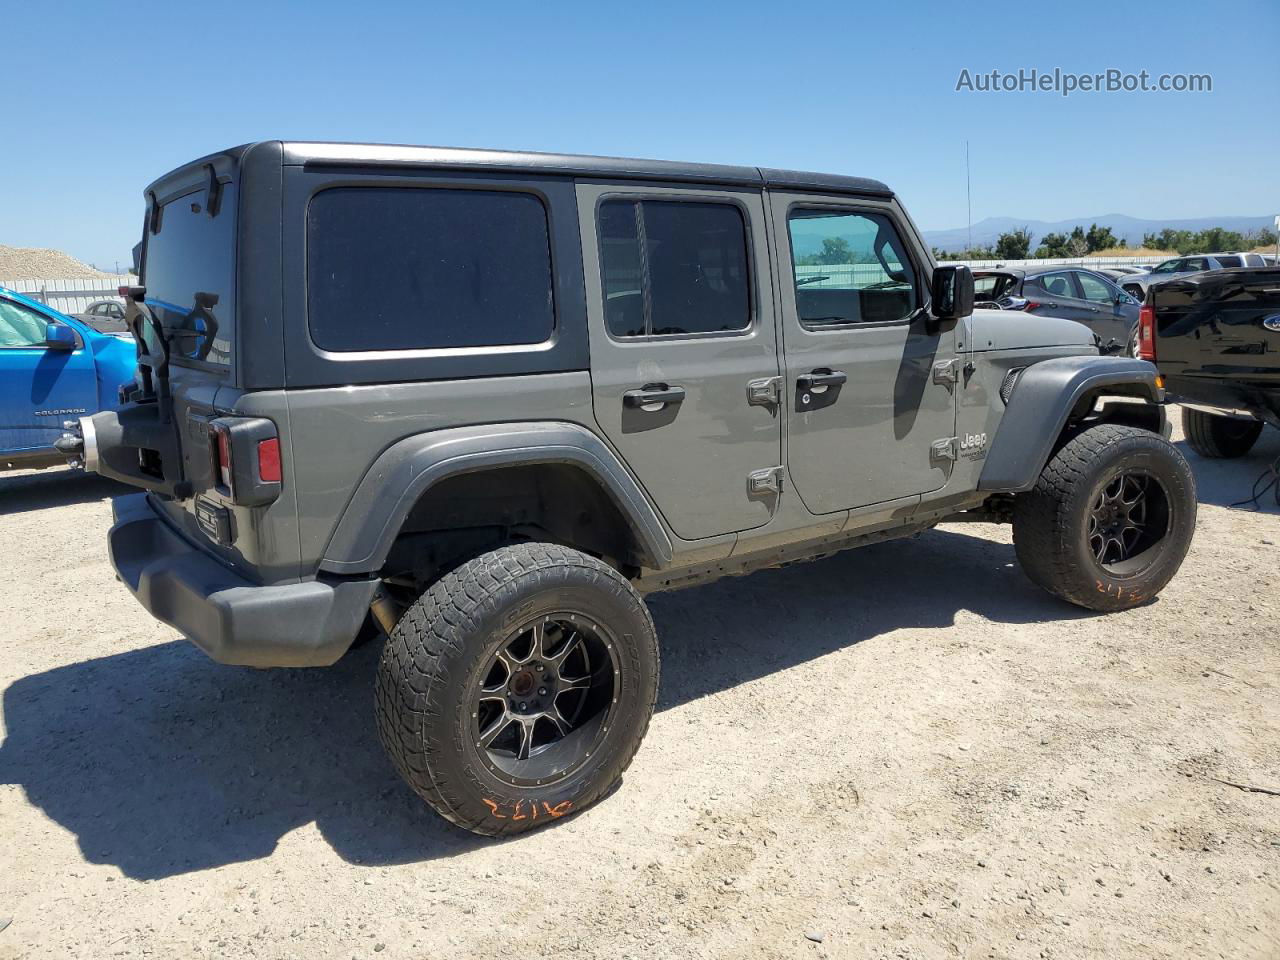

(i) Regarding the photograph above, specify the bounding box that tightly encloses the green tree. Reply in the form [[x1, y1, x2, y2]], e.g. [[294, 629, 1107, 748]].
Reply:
[[1243, 227, 1277, 249], [1035, 232, 1069, 258], [798, 236, 856, 266], [1085, 223, 1118, 253], [1062, 226, 1089, 258], [932, 243, 996, 260], [995, 227, 1032, 260]]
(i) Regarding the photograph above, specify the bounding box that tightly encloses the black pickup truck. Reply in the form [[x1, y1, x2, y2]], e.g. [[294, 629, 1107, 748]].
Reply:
[[1138, 267, 1280, 457]]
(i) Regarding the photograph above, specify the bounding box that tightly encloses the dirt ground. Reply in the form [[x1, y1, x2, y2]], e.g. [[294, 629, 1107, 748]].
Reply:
[[1, 414, 1277, 960]]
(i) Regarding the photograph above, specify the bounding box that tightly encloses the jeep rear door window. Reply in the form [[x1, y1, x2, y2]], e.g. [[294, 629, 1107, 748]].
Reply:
[[598, 199, 750, 338], [308, 187, 555, 352], [787, 210, 918, 326], [143, 182, 237, 367]]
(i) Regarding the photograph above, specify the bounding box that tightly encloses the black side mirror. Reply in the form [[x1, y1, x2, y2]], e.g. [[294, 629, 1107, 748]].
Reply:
[[932, 264, 975, 321]]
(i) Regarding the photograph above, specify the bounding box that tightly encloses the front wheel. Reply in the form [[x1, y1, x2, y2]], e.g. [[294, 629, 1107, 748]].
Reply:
[[375, 543, 659, 836], [1013, 424, 1196, 612]]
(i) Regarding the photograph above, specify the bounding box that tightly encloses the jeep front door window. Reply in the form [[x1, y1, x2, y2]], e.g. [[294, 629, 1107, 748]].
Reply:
[[788, 211, 917, 326]]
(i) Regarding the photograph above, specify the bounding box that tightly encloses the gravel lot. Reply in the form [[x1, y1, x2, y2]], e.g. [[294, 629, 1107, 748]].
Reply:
[[1, 414, 1277, 960]]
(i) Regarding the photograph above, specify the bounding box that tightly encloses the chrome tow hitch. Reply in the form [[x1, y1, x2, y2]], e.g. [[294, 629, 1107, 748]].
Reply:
[[54, 418, 91, 471]]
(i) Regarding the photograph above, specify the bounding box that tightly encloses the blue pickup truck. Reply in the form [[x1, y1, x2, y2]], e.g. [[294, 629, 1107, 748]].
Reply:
[[0, 286, 137, 470]]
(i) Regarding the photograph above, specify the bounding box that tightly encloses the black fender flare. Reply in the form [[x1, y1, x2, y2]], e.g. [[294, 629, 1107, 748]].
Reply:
[[978, 356, 1165, 493], [318, 421, 673, 575]]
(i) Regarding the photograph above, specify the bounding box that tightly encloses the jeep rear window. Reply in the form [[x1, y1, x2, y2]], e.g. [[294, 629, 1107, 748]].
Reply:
[[143, 183, 237, 368], [598, 199, 751, 339], [307, 187, 555, 352]]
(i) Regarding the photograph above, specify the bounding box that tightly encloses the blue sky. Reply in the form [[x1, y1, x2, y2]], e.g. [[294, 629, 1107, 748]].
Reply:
[[3, 0, 1277, 267]]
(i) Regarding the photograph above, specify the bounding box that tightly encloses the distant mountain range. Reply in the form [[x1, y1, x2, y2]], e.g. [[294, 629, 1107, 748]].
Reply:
[[922, 214, 1275, 252]]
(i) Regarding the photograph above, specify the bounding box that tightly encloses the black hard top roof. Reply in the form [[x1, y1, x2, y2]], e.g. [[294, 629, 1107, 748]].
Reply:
[[144, 141, 893, 210], [276, 141, 893, 197]]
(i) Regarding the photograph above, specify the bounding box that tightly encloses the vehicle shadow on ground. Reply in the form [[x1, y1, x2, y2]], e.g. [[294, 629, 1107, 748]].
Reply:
[[650, 526, 1091, 711], [0, 527, 1089, 880], [1175, 428, 1280, 513], [0, 467, 127, 515]]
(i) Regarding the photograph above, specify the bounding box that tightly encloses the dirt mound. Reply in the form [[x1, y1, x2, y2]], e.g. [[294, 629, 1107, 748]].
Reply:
[[0, 244, 115, 280]]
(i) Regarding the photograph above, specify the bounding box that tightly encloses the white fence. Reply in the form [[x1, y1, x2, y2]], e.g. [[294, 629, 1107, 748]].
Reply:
[[795, 255, 1169, 290], [1, 276, 132, 315], [942, 255, 1165, 269]]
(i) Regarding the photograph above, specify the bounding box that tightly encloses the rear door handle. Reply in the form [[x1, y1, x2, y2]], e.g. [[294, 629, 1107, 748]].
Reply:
[[796, 369, 848, 391], [623, 383, 686, 410]]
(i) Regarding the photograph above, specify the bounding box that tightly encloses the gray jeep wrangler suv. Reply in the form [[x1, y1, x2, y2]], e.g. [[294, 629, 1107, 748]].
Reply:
[[63, 141, 1196, 835]]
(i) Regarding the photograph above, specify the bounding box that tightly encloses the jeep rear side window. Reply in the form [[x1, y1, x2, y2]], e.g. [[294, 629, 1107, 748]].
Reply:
[[598, 199, 751, 339], [787, 210, 918, 326], [307, 187, 554, 352]]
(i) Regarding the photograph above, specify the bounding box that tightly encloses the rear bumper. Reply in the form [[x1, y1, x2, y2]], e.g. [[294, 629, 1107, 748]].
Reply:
[[1164, 375, 1278, 425], [108, 493, 377, 667]]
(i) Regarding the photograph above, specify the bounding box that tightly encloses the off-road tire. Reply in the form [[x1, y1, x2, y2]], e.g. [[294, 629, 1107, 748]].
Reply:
[[374, 543, 658, 836], [1013, 424, 1196, 612], [1181, 407, 1263, 459]]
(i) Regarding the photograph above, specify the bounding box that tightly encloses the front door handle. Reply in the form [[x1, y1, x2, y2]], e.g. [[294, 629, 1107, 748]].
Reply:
[[796, 369, 848, 391], [623, 383, 686, 410]]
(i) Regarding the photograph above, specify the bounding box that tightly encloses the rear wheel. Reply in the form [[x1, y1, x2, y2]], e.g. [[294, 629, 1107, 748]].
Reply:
[[1181, 407, 1263, 459], [375, 543, 658, 836], [1013, 424, 1196, 612], [1125, 327, 1140, 358]]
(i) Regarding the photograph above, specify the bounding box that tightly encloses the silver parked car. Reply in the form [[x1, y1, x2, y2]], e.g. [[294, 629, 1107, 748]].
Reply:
[[1118, 252, 1269, 300], [1093, 266, 1150, 283], [72, 299, 131, 335]]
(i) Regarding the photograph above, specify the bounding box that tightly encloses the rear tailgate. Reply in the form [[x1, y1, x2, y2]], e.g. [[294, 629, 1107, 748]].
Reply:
[[134, 145, 296, 581], [1154, 267, 1280, 415], [1154, 268, 1280, 378]]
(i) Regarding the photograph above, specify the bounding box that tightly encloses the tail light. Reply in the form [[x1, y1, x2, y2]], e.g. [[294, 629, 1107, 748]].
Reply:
[[1000, 296, 1040, 312], [212, 423, 233, 488], [208, 418, 282, 506], [1137, 304, 1157, 362], [257, 437, 281, 484]]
